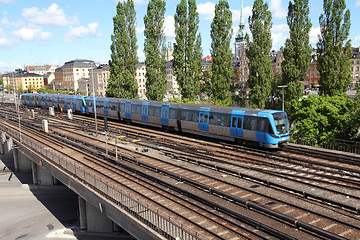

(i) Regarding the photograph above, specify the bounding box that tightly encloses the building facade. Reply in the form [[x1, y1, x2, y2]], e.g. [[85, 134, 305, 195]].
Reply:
[[351, 47, 360, 89], [61, 59, 96, 91], [136, 62, 147, 99]]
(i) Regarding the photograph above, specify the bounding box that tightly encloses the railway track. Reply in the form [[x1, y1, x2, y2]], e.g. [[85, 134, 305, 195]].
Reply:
[[2, 104, 360, 239]]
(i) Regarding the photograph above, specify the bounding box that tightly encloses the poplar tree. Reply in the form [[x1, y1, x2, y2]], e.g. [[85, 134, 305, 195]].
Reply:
[[173, 0, 202, 101], [107, 0, 138, 98], [245, 0, 273, 109], [210, 0, 233, 106], [282, 0, 312, 113], [144, 0, 167, 101], [317, 0, 352, 96]]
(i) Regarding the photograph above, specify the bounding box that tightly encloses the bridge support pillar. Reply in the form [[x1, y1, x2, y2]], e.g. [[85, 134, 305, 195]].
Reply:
[[86, 201, 113, 233], [0, 141, 4, 155], [1, 132, 6, 154], [12, 146, 31, 172], [78, 196, 87, 230], [32, 161, 38, 185], [32, 162, 54, 185]]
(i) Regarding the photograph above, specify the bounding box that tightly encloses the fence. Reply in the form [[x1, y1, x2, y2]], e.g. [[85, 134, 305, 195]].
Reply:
[[0, 123, 200, 240], [290, 134, 360, 155]]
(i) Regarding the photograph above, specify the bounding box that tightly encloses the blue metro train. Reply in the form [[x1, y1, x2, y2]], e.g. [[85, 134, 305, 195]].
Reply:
[[21, 93, 289, 148]]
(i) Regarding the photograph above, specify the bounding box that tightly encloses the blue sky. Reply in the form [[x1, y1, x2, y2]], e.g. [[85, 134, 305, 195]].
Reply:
[[1, 0, 360, 73]]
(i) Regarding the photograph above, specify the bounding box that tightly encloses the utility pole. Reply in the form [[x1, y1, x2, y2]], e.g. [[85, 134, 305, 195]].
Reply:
[[278, 85, 288, 111]]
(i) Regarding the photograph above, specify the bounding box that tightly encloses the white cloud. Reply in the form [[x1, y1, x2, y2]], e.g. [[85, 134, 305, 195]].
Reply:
[[272, 32, 286, 49], [231, 6, 252, 25], [112, 0, 147, 4], [137, 49, 145, 61], [164, 15, 175, 38], [272, 24, 288, 33], [13, 27, 52, 41], [65, 22, 102, 42], [352, 35, 360, 47], [1, 13, 24, 28], [0, 0, 14, 3], [309, 27, 320, 45], [0, 29, 10, 46], [136, 26, 145, 34], [270, 0, 287, 19], [357, 0, 360, 7], [197, 2, 216, 21], [22, 3, 79, 27]]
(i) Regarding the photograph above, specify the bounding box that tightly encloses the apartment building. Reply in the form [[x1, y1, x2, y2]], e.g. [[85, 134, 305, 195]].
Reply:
[[61, 59, 96, 91], [351, 47, 360, 89], [136, 62, 147, 98], [165, 61, 180, 100]]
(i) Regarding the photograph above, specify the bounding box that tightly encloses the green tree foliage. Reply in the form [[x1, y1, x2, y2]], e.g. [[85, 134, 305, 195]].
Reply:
[[173, 0, 202, 101], [317, 0, 352, 96], [144, 0, 167, 101], [291, 95, 358, 141], [245, 0, 273, 109], [107, 0, 138, 99], [282, 0, 312, 115], [210, 0, 233, 106]]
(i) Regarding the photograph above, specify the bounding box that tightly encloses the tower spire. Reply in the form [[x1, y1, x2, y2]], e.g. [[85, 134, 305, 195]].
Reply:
[[240, 0, 244, 26], [234, 0, 246, 59]]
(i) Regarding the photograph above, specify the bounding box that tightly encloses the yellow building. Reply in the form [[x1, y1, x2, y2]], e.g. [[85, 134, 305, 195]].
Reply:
[[13, 73, 44, 92]]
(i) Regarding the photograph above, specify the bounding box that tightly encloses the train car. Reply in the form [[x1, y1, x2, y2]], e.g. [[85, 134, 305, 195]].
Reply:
[[20, 93, 289, 148], [85, 97, 119, 119], [21, 93, 36, 106], [176, 104, 288, 148], [119, 99, 180, 130]]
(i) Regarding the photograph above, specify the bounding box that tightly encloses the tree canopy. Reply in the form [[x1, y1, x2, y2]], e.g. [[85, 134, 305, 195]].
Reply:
[[246, 0, 273, 109], [144, 0, 167, 101], [316, 0, 352, 96], [107, 0, 138, 99], [173, 0, 202, 101], [281, 0, 312, 115], [210, 0, 233, 106]]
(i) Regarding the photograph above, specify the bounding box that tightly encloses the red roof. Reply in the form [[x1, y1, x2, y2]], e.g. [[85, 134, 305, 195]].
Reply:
[[201, 55, 212, 62]]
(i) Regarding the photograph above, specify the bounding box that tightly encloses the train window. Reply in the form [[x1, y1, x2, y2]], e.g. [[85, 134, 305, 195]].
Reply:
[[273, 112, 288, 134], [204, 113, 209, 124], [232, 117, 237, 127], [110, 103, 116, 111], [199, 113, 203, 122], [149, 106, 155, 116], [237, 117, 242, 128], [169, 109, 177, 118], [257, 118, 266, 132], [243, 116, 257, 131], [182, 110, 195, 121], [132, 105, 140, 113], [154, 107, 161, 117]]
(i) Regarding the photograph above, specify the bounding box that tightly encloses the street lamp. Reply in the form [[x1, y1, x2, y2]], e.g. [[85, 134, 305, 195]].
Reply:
[[91, 67, 98, 137], [278, 85, 288, 111]]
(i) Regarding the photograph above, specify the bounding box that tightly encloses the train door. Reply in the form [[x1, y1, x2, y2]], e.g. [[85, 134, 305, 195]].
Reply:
[[104, 99, 109, 115], [161, 104, 169, 124], [125, 101, 131, 118], [64, 96, 68, 109], [142, 102, 149, 121], [73, 96, 77, 110], [231, 110, 245, 137], [199, 107, 210, 131]]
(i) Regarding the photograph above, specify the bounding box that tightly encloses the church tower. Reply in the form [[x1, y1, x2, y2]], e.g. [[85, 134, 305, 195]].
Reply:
[[235, 0, 246, 59]]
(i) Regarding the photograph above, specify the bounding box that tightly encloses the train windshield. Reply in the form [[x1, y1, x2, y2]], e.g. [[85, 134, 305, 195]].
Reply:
[[272, 112, 288, 135]]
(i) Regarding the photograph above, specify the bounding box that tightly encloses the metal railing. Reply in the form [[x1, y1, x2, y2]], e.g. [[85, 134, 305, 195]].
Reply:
[[0, 123, 200, 240], [290, 134, 360, 155]]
